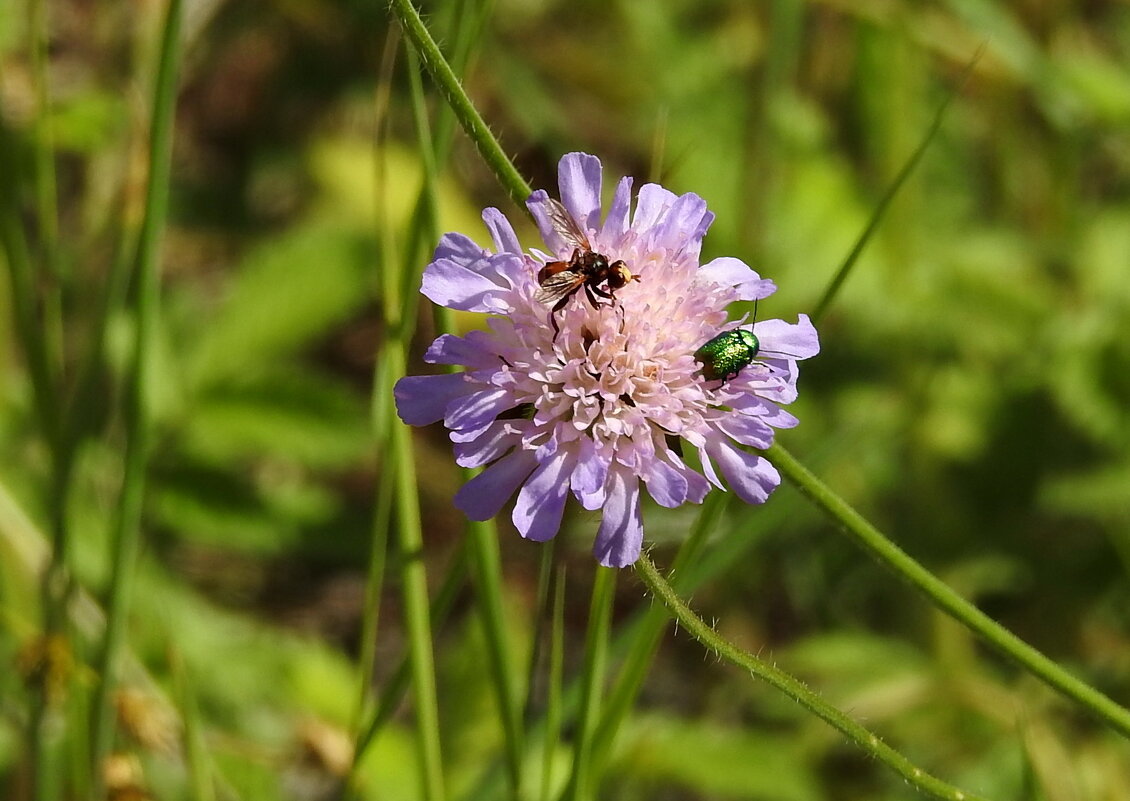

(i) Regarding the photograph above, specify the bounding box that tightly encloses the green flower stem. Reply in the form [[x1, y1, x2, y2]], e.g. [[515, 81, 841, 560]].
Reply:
[[563, 568, 616, 801], [589, 491, 727, 771], [390, 413, 446, 801], [389, 0, 532, 208], [635, 553, 990, 801], [90, 0, 183, 780], [763, 441, 1130, 739]]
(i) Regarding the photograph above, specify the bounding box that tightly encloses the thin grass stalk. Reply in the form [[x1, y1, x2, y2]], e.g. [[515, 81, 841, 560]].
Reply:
[[390, 414, 446, 801], [465, 518, 526, 796], [811, 45, 983, 323], [26, 1, 67, 499], [351, 0, 490, 777], [762, 441, 1130, 739], [353, 24, 401, 745], [89, 0, 183, 782], [365, 100, 447, 801], [561, 568, 615, 801], [27, 0, 59, 259], [540, 565, 565, 801], [522, 540, 556, 733], [0, 93, 68, 801], [0, 82, 62, 492], [634, 553, 991, 801], [406, 7, 528, 792], [171, 649, 215, 801], [350, 543, 470, 775]]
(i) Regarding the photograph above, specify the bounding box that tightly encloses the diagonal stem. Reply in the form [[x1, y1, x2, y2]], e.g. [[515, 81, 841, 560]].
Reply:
[[635, 553, 991, 801], [762, 441, 1130, 739], [388, 0, 532, 208]]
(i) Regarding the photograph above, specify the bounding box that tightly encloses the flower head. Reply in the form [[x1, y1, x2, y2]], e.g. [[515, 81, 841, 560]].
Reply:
[[395, 153, 819, 567]]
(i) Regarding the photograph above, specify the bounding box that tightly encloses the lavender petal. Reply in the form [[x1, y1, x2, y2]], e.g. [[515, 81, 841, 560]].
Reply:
[[754, 315, 820, 360], [601, 176, 633, 240], [707, 438, 781, 505], [699, 257, 777, 301], [454, 449, 538, 521], [482, 208, 522, 255], [393, 373, 469, 426], [512, 449, 573, 542], [643, 459, 689, 508], [421, 257, 512, 313], [593, 468, 644, 568], [558, 152, 603, 235]]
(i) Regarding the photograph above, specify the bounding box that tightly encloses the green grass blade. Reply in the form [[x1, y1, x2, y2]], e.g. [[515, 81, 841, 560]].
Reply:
[[589, 492, 728, 770], [352, 22, 400, 748], [467, 518, 526, 797], [811, 45, 984, 323], [0, 94, 61, 466], [350, 543, 470, 779], [28, 0, 59, 260], [171, 648, 216, 801], [89, 0, 183, 780], [391, 416, 446, 801], [412, 37, 528, 792], [562, 568, 616, 801], [540, 566, 565, 801]]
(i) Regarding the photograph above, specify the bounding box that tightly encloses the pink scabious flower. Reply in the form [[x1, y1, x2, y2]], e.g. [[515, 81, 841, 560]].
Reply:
[[394, 153, 819, 567]]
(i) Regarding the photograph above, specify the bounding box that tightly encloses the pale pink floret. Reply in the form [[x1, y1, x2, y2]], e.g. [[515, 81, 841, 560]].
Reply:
[[395, 153, 819, 567]]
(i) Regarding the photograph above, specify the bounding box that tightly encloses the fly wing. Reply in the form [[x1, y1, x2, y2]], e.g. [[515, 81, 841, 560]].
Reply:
[[543, 198, 591, 252], [533, 267, 585, 306]]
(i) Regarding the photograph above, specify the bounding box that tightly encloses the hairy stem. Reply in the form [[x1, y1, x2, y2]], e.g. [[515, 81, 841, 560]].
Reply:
[[635, 553, 990, 801]]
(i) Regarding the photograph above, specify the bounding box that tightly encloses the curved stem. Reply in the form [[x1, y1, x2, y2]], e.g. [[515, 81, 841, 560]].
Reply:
[[762, 441, 1130, 739], [635, 554, 990, 801], [388, 0, 532, 209]]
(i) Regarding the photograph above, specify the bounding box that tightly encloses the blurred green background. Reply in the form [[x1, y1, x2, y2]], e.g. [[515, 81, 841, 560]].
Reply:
[[2, 0, 1129, 799]]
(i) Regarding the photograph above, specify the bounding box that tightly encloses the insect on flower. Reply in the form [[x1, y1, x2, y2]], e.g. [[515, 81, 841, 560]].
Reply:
[[694, 328, 761, 381], [533, 197, 638, 335], [394, 152, 820, 567]]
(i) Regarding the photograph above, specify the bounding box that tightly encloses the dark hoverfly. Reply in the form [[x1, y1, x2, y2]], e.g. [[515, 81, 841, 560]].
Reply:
[[533, 198, 638, 335]]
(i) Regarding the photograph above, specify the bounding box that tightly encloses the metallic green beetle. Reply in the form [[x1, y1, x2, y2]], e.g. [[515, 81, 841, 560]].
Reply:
[[694, 329, 760, 381]]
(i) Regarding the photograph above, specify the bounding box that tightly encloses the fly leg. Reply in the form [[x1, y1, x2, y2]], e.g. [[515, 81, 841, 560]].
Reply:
[[549, 295, 570, 339], [590, 284, 614, 304], [583, 281, 605, 310]]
